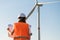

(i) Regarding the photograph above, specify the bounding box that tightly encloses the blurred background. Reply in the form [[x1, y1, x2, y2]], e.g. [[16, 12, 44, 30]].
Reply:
[[0, 0, 60, 40]]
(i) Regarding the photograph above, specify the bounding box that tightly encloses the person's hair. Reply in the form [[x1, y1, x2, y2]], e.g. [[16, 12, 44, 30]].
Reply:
[[18, 17, 26, 23]]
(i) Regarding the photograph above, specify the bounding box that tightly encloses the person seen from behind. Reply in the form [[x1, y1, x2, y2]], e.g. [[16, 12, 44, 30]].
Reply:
[[11, 13, 32, 40]]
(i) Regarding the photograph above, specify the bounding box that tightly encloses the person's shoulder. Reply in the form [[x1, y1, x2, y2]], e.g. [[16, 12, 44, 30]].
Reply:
[[25, 23, 29, 25], [14, 22, 18, 24], [26, 23, 31, 26]]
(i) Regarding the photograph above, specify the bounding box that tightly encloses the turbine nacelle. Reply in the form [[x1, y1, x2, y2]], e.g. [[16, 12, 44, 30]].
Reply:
[[36, 3, 43, 6]]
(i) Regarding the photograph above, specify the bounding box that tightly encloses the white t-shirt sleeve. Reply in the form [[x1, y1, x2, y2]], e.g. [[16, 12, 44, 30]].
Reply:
[[29, 25, 32, 34]]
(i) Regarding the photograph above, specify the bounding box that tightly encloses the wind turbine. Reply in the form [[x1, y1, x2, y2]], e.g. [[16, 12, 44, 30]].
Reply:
[[26, 0, 60, 40]]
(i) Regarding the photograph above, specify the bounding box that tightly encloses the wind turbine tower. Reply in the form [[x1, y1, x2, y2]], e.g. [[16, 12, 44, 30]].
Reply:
[[26, 0, 60, 40]]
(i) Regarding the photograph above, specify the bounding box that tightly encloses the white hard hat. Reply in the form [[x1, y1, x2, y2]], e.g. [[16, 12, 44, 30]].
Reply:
[[19, 13, 26, 17]]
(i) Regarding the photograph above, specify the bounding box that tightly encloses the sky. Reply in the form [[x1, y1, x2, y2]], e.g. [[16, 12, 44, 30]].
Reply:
[[0, 0, 60, 40]]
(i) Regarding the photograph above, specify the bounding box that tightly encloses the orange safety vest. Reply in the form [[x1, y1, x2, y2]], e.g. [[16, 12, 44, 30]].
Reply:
[[13, 22, 30, 39]]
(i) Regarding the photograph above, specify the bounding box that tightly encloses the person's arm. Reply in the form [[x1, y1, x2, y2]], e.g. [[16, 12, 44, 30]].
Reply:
[[11, 24, 15, 35], [11, 30, 14, 35], [29, 25, 32, 36]]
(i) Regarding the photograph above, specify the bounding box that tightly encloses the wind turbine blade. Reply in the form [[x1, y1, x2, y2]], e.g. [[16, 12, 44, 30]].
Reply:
[[38, 1, 60, 5], [26, 4, 36, 19]]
